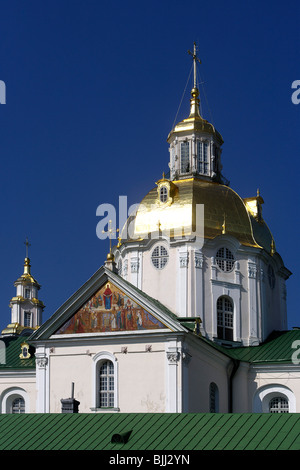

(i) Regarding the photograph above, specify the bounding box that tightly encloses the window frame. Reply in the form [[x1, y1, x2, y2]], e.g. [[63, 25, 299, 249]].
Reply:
[[197, 140, 209, 175], [180, 141, 190, 174], [24, 288, 31, 299], [151, 245, 169, 270], [24, 311, 32, 327], [159, 186, 168, 203], [215, 247, 235, 272]]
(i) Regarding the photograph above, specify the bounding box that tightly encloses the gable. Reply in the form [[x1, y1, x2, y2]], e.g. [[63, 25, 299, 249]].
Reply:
[[54, 280, 168, 335]]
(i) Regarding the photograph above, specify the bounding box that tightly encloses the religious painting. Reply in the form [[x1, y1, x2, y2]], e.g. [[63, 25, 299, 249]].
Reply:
[[55, 282, 167, 334]]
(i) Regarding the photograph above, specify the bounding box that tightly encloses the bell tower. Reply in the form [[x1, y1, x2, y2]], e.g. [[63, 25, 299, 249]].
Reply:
[[1, 239, 44, 336], [167, 43, 224, 182]]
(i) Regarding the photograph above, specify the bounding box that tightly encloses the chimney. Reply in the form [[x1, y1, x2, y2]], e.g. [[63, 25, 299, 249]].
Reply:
[[61, 382, 80, 413]]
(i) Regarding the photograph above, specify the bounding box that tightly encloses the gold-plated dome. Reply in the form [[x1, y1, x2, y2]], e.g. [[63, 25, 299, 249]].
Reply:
[[122, 178, 274, 252]]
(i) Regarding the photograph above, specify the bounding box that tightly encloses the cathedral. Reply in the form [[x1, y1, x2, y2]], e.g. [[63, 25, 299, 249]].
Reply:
[[0, 44, 298, 417]]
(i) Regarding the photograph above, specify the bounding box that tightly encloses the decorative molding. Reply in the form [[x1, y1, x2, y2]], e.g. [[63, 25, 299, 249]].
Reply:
[[166, 350, 180, 363], [248, 261, 257, 279], [194, 250, 204, 269], [36, 356, 48, 369], [130, 257, 139, 273], [179, 252, 189, 268]]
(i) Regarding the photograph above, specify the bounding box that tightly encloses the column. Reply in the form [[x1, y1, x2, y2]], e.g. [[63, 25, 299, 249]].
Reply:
[[177, 249, 189, 316], [35, 350, 49, 413], [248, 260, 259, 345], [165, 343, 181, 412], [193, 249, 204, 327]]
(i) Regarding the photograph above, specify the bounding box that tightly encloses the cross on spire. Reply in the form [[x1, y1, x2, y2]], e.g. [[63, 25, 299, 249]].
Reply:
[[24, 237, 31, 259], [102, 220, 119, 254], [188, 42, 201, 90]]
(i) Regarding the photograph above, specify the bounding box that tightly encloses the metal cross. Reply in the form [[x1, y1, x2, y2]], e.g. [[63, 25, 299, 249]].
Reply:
[[102, 220, 119, 254], [24, 237, 31, 258], [188, 42, 201, 89]]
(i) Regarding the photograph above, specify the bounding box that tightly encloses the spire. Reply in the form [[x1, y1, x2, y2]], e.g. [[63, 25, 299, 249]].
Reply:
[[187, 42, 201, 118], [23, 238, 31, 275], [1, 239, 44, 336]]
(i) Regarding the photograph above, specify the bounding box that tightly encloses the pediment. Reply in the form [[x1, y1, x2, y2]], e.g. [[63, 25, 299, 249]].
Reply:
[[54, 279, 168, 335]]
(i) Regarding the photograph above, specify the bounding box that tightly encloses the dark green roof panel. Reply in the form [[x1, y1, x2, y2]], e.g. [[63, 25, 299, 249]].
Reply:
[[221, 330, 300, 364], [0, 413, 299, 450]]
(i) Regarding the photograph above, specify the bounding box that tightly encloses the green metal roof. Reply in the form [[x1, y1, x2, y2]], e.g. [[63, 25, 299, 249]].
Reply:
[[0, 412, 299, 450], [0, 336, 35, 370], [218, 330, 300, 364]]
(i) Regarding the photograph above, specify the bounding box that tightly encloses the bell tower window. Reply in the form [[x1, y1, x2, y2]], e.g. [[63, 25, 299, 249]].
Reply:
[[25, 288, 30, 299], [197, 141, 209, 175], [24, 311, 31, 327], [180, 141, 190, 173]]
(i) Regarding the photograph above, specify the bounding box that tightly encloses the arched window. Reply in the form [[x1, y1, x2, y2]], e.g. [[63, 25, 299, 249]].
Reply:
[[160, 186, 168, 203], [216, 247, 235, 272], [151, 245, 169, 269], [92, 352, 118, 411], [209, 382, 219, 413], [217, 296, 233, 341], [99, 360, 114, 408], [12, 397, 25, 414], [253, 385, 295, 413], [269, 397, 289, 413]]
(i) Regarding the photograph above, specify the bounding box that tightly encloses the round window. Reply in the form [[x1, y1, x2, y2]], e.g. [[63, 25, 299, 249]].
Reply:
[[216, 247, 235, 272], [151, 245, 169, 269]]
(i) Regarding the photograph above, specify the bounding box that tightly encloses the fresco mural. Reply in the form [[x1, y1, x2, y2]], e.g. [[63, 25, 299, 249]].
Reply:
[[55, 282, 167, 334]]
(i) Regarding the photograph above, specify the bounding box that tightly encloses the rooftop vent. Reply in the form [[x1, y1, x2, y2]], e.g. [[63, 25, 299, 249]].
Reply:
[[111, 430, 132, 444]]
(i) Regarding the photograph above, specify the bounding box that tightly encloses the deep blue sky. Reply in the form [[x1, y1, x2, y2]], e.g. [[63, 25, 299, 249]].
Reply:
[[0, 0, 299, 331]]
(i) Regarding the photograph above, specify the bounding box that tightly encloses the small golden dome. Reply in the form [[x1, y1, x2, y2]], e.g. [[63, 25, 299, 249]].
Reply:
[[106, 252, 115, 261]]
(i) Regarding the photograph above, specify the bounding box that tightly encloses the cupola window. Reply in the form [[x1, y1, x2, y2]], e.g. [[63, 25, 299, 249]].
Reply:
[[216, 247, 235, 272], [197, 141, 209, 175], [24, 311, 31, 327], [160, 186, 168, 203], [25, 288, 30, 299], [180, 141, 190, 173], [151, 245, 169, 269]]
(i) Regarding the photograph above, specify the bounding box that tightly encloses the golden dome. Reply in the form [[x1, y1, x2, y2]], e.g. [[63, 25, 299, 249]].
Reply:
[[122, 177, 274, 252]]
